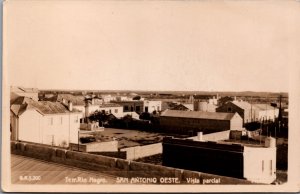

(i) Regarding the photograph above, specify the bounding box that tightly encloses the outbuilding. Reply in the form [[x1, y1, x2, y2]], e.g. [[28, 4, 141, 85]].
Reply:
[[159, 109, 243, 134]]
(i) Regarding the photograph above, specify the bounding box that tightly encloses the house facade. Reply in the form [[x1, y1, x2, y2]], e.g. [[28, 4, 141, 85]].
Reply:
[[111, 100, 144, 114], [143, 100, 162, 113], [10, 97, 82, 147]]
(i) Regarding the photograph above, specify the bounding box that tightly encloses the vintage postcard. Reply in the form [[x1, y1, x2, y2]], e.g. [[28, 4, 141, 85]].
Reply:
[[1, 0, 300, 192]]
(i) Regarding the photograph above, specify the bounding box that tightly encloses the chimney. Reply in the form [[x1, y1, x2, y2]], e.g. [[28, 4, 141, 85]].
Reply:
[[234, 96, 237, 101], [91, 98, 95, 105], [68, 101, 73, 111], [197, 132, 203, 142], [62, 98, 67, 105]]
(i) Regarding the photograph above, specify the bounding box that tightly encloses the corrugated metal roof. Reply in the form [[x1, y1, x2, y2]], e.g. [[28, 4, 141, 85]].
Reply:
[[11, 97, 81, 115], [252, 104, 276, 111], [161, 109, 236, 120], [231, 101, 252, 110], [231, 101, 275, 111]]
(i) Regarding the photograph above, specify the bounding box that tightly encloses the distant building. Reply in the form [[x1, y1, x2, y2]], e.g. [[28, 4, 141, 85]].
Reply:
[[252, 104, 279, 122], [162, 136, 276, 184], [111, 100, 144, 114], [159, 110, 243, 134], [143, 100, 162, 113], [193, 100, 217, 112], [216, 101, 255, 124], [10, 97, 82, 147], [100, 95, 116, 103], [216, 101, 279, 123], [94, 103, 124, 118]]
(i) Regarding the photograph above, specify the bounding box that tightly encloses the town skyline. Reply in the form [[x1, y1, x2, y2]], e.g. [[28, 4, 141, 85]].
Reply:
[[5, 1, 297, 93]]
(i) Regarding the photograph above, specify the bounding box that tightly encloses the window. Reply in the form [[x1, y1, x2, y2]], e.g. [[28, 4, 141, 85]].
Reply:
[[136, 106, 140, 112], [227, 107, 232, 112], [60, 117, 63, 125], [115, 109, 118, 113], [48, 117, 53, 125], [262, 160, 264, 172], [109, 109, 112, 114], [124, 106, 129, 111]]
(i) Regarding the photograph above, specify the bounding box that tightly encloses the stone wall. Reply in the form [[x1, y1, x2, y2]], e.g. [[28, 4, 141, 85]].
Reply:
[[11, 141, 251, 184]]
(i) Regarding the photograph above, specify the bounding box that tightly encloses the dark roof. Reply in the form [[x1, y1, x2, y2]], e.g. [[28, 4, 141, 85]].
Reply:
[[11, 97, 81, 115], [170, 104, 189, 111], [161, 109, 237, 120]]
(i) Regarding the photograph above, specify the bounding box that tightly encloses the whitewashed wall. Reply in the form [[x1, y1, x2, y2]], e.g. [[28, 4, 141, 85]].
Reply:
[[243, 146, 276, 184]]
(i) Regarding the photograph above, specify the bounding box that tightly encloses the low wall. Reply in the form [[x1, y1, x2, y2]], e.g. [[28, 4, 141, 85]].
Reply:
[[89, 151, 127, 159], [69, 141, 118, 152], [187, 130, 230, 141], [120, 143, 162, 160], [11, 141, 251, 184]]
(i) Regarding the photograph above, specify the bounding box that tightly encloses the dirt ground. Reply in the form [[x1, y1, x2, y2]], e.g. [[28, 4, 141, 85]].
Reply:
[[93, 128, 186, 149]]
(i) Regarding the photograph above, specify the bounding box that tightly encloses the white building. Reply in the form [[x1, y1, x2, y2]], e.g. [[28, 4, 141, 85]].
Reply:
[[143, 100, 162, 113], [85, 101, 123, 118], [97, 103, 124, 118], [243, 137, 277, 183], [10, 97, 82, 147], [252, 104, 279, 122]]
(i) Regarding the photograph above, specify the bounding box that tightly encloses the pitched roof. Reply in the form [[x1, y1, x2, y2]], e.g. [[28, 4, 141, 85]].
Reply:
[[161, 109, 236, 120], [252, 104, 277, 111], [170, 104, 189, 111], [11, 97, 81, 115], [231, 101, 252, 110]]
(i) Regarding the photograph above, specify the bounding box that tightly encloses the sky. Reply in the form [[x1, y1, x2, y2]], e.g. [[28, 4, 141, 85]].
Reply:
[[4, 0, 300, 92]]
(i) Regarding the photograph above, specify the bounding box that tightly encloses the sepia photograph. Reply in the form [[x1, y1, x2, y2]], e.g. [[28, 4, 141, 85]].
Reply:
[[1, 0, 300, 192]]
